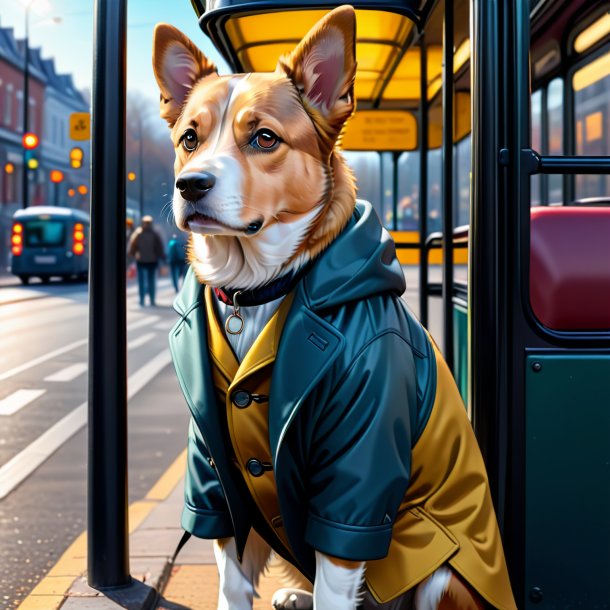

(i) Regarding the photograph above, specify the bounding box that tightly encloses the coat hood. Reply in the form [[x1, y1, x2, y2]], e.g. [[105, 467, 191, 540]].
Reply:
[[173, 200, 404, 315], [302, 200, 405, 310]]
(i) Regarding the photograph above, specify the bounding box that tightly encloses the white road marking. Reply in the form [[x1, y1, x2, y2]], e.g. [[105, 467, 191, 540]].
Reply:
[[44, 363, 88, 383], [0, 339, 88, 382], [0, 349, 173, 500], [128, 315, 161, 331], [127, 332, 156, 350], [0, 389, 46, 416], [0, 316, 164, 382], [153, 320, 176, 331]]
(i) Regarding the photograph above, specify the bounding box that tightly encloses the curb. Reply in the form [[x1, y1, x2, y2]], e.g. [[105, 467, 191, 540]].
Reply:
[[17, 450, 188, 610]]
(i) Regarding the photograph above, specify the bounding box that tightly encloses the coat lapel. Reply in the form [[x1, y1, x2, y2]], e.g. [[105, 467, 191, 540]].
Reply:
[[169, 273, 251, 554], [269, 291, 345, 468]]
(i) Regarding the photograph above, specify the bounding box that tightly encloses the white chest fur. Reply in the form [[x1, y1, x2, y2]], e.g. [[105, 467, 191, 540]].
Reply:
[[213, 294, 287, 362]]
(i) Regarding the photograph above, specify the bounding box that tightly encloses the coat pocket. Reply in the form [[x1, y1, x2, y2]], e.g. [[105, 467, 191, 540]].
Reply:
[[365, 506, 460, 604]]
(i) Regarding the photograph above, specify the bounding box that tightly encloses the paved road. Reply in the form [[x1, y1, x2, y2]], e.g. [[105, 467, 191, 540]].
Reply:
[[0, 277, 190, 608]]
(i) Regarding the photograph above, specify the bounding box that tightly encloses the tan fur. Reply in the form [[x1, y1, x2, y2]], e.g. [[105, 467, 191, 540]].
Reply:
[[152, 7, 358, 290]]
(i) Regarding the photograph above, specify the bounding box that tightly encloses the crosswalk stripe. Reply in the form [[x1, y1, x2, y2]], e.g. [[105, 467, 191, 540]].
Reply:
[[44, 363, 88, 383], [0, 349, 173, 500], [153, 320, 176, 331], [0, 389, 46, 416], [128, 315, 161, 331], [0, 339, 88, 382], [127, 332, 156, 350]]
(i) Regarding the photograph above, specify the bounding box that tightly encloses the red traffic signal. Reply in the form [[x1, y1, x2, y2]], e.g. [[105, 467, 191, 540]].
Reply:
[[23, 132, 39, 150], [50, 170, 64, 183]]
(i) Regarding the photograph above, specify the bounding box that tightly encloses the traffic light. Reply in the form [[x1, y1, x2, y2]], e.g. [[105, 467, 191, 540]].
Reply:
[[23, 133, 40, 170], [23, 132, 39, 150], [25, 149, 38, 170], [70, 147, 84, 169]]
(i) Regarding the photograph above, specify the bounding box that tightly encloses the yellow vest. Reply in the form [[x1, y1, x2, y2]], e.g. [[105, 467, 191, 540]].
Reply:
[[205, 287, 295, 554]]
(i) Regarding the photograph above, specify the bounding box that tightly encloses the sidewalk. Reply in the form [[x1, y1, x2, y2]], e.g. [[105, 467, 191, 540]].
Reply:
[[17, 451, 285, 610]]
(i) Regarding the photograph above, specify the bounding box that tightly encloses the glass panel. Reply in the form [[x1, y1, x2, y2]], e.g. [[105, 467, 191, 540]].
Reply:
[[547, 78, 564, 204], [343, 151, 382, 218], [397, 151, 420, 230], [427, 148, 442, 235], [573, 49, 610, 201], [531, 89, 542, 206], [574, 13, 610, 54], [23, 220, 66, 247], [454, 135, 471, 227], [381, 152, 395, 228]]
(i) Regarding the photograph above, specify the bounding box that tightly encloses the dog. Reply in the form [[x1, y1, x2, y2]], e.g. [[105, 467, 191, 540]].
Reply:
[[153, 6, 517, 610]]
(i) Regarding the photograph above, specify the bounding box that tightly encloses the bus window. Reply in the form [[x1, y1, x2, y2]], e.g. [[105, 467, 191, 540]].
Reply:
[[531, 89, 542, 205], [23, 220, 66, 247], [573, 48, 610, 200], [397, 151, 420, 231], [547, 78, 564, 204]]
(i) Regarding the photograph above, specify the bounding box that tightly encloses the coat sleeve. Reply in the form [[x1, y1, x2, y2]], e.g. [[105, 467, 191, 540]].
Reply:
[[182, 418, 235, 539], [127, 229, 139, 257], [304, 331, 418, 561]]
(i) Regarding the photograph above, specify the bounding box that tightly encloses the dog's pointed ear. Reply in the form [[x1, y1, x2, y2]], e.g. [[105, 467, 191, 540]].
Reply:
[[153, 24, 217, 127], [277, 6, 356, 123]]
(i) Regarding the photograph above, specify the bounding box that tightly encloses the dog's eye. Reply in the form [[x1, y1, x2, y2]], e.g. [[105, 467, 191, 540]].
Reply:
[[250, 129, 280, 151], [181, 129, 198, 152]]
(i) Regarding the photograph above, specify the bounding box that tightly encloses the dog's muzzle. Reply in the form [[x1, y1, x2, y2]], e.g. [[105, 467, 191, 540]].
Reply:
[[176, 171, 215, 202]]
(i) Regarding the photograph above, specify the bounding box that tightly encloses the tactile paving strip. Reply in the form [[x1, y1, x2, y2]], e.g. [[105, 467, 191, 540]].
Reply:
[[157, 563, 288, 610]]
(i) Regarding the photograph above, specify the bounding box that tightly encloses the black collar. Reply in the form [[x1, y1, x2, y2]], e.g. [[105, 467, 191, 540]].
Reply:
[[213, 265, 310, 307]]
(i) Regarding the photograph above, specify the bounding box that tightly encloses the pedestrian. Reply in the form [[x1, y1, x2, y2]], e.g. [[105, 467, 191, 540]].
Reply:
[[127, 215, 165, 306], [167, 233, 187, 292]]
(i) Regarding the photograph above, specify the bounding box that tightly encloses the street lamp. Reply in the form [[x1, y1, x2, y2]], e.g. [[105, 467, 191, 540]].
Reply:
[[21, 0, 36, 209], [21, 0, 56, 208]]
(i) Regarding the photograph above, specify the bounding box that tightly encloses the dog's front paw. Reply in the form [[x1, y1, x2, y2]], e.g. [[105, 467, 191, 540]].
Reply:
[[271, 588, 313, 610]]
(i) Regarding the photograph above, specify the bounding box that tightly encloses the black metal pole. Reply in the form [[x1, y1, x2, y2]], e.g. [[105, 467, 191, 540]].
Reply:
[[442, 0, 455, 371], [540, 87, 548, 205], [418, 37, 429, 327], [21, 5, 30, 209], [469, 0, 501, 491], [392, 151, 398, 231], [88, 0, 130, 589]]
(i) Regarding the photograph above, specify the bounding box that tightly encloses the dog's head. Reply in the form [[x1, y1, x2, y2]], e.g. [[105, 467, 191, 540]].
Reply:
[[153, 6, 357, 287]]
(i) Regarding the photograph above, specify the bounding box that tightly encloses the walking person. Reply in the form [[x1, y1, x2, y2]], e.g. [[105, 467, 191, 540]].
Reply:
[[167, 233, 187, 292], [127, 215, 165, 306]]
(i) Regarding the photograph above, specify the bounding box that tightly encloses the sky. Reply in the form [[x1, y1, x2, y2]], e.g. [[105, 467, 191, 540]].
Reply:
[[0, 0, 231, 108]]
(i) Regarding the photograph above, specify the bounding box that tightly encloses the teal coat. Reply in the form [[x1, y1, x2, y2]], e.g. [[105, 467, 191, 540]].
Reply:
[[169, 201, 436, 581]]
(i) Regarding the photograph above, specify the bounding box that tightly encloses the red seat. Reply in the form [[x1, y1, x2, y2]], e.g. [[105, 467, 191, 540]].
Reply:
[[530, 207, 610, 331]]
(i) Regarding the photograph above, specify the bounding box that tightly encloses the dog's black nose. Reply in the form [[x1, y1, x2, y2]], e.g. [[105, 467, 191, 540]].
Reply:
[[176, 172, 216, 201]]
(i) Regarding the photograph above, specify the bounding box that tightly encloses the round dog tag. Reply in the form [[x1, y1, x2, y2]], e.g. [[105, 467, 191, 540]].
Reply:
[[226, 313, 244, 335]]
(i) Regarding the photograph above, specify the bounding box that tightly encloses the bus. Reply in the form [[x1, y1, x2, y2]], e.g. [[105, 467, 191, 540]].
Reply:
[[10, 206, 89, 285]]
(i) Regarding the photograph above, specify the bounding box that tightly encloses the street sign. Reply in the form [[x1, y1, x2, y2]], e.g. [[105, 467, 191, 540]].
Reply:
[[70, 112, 91, 140], [341, 110, 418, 151]]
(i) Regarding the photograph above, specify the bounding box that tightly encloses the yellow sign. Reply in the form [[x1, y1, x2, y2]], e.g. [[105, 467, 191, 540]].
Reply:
[[70, 113, 90, 140], [341, 110, 417, 151]]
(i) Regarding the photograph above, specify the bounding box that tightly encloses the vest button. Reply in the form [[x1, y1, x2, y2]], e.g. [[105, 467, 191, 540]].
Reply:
[[246, 458, 272, 477], [232, 390, 252, 408]]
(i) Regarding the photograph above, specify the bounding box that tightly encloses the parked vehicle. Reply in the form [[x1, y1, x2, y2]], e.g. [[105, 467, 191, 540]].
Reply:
[[10, 206, 90, 284]]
